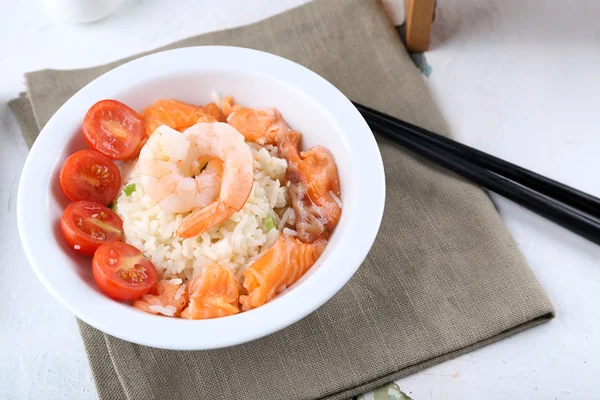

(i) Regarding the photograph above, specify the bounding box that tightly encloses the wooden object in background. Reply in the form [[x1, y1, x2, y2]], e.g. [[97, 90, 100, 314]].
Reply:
[[405, 0, 435, 52]]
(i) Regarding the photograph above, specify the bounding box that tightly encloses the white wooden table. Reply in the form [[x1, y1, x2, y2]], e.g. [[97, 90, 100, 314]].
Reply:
[[1, 1, 599, 399]]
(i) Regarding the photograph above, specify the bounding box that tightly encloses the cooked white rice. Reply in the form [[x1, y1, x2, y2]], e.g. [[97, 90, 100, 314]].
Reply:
[[148, 305, 177, 316], [115, 142, 290, 281], [329, 190, 343, 208], [282, 227, 298, 237]]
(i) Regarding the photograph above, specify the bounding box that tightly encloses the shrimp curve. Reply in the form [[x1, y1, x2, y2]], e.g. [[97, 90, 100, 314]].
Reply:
[[137, 126, 223, 213], [176, 122, 254, 238]]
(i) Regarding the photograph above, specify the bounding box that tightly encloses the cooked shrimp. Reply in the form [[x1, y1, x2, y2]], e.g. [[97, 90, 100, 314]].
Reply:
[[239, 234, 327, 311], [277, 131, 342, 243], [227, 107, 290, 145], [176, 122, 254, 238], [141, 99, 220, 137], [137, 125, 223, 213], [133, 279, 188, 317], [181, 264, 240, 319]]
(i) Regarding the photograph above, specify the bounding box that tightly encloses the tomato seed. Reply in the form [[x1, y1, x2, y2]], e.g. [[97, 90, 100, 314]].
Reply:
[[118, 264, 148, 284]]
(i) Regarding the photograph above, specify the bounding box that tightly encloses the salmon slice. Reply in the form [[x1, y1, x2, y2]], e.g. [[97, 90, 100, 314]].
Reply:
[[299, 146, 342, 228], [227, 107, 290, 145], [140, 99, 219, 137], [277, 129, 301, 158], [221, 95, 239, 118], [180, 265, 240, 320], [133, 279, 188, 317], [239, 234, 327, 311], [202, 102, 224, 122], [280, 134, 342, 243]]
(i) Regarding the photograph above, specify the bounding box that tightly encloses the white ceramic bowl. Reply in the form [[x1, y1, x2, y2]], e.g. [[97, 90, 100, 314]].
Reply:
[[18, 46, 385, 350]]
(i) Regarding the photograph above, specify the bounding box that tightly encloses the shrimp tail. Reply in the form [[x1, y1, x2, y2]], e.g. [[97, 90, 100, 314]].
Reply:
[[177, 201, 232, 238]]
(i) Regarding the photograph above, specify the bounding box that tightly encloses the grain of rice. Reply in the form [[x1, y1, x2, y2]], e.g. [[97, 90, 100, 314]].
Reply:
[[264, 227, 279, 248], [269, 182, 280, 208], [149, 305, 177, 317], [283, 227, 298, 236], [211, 91, 221, 105], [174, 284, 186, 301], [279, 207, 294, 231], [329, 191, 343, 208], [287, 209, 296, 225]]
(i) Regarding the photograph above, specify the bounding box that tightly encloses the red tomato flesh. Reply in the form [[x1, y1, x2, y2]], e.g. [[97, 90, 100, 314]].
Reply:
[[61, 201, 123, 256], [59, 149, 121, 205], [83, 100, 144, 160], [92, 242, 157, 301]]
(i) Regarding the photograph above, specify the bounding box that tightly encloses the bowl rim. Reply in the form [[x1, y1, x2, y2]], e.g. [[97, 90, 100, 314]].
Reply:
[[17, 46, 386, 350]]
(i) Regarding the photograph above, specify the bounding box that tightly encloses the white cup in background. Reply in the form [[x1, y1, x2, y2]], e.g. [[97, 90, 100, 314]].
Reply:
[[42, 0, 126, 24]]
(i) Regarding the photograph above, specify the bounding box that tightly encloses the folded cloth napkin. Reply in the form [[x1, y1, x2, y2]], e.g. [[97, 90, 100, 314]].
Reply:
[[9, 0, 554, 399]]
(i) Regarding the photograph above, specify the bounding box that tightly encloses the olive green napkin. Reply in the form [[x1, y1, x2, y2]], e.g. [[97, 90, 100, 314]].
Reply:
[[9, 0, 554, 399]]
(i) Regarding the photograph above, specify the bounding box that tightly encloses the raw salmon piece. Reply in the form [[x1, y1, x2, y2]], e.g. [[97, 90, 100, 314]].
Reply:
[[221, 95, 239, 118], [239, 234, 327, 311], [141, 99, 218, 137], [227, 107, 290, 145], [133, 280, 188, 317], [299, 146, 342, 228], [180, 265, 240, 320], [278, 130, 302, 162], [202, 102, 224, 122], [283, 142, 342, 244]]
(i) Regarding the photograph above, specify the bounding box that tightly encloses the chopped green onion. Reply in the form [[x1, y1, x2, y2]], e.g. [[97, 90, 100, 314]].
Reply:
[[264, 216, 276, 231], [123, 183, 137, 196]]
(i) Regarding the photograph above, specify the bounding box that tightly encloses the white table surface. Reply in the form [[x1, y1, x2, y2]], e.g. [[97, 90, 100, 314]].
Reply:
[[1, 0, 599, 399]]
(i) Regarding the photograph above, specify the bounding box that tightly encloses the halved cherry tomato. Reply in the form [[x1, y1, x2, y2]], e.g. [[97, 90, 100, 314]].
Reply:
[[61, 200, 123, 256], [82, 100, 144, 160], [59, 150, 121, 205], [92, 242, 158, 301]]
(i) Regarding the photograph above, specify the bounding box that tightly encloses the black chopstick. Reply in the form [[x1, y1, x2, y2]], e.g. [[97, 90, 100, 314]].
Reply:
[[354, 102, 600, 246], [354, 101, 600, 221]]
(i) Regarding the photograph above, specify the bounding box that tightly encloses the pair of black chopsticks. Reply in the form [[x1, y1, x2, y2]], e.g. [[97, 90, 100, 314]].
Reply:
[[353, 102, 600, 246]]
